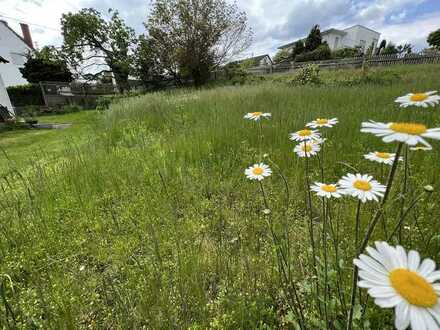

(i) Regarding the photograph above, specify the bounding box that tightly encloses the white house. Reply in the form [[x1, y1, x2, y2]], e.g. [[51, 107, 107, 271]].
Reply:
[[0, 56, 14, 114], [0, 20, 34, 87], [279, 25, 381, 53], [231, 54, 273, 67]]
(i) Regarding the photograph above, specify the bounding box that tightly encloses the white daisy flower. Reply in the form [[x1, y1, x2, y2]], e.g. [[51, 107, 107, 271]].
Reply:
[[364, 151, 404, 165], [338, 173, 386, 203], [244, 163, 272, 181], [395, 91, 440, 108], [310, 182, 342, 199], [355, 241, 440, 330], [289, 129, 321, 142], [306, 117, 339, 128], [361, 121, 440, 149], [294, 141, 321, 158], [243, 112, 271, 121]]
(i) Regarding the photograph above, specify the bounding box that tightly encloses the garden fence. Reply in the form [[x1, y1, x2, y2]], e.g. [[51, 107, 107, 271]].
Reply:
[[217, 51, 440, 77], [39, 81, 117, 108]]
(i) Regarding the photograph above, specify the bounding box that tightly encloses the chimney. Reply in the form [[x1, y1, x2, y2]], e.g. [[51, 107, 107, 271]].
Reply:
[[20, 23, 33, 49]]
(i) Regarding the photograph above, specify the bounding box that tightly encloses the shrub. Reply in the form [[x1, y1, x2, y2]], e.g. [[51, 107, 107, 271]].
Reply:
[[292, 64, 321, 85], [295, 44, 331, 62], [6, 84, 44, 107], [332, 47, 362, 59]]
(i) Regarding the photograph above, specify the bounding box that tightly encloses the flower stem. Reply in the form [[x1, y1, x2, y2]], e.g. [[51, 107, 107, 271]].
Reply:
[[346, 142, 403, 330], [303, 142, 321, 315], [258, 181, 306, 329], [322, 197, 330, 328]]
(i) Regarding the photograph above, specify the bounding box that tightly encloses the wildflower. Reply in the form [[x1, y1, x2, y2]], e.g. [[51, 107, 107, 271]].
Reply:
[[355, 241, 440, 330], [294, 141, 321, 158], [338, 173, 385, 203], [395, 91, 440, 108], [310, 182, 342, 199], [306, 117, 338, 128], [262, 208, 271, 215], [245, 163, 272, 181], [290, 129, 321, 142], [364, 151, 403, 165], [243, 112, 271, 121], [361, 121, 440, 148]]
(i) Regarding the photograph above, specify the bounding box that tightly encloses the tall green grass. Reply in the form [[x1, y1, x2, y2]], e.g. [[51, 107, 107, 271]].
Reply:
[[1, 64, 440, 329]]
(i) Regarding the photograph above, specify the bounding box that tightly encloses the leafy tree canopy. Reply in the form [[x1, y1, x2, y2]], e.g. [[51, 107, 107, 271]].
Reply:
[[146, 0, 252, 86], [20, 46, 73, 83], [61, 8, 137, 91], [427, 29, 440, 49], [304, 25, 322, 52]]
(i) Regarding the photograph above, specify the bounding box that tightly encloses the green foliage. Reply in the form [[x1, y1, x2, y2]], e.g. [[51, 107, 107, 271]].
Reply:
[[381, 42, 399, 55], [292, 64, 321, 85], [273, 49, 292, 64], [6, 84, 44, 107], [304, 25, 322, 52], [296, 43, 331, 62], [293, 40, 305, 57], [427, 29, 440, 49], [133, 35, 165, 89], [61, 8, 136, 91], [20, 46, 72, 83], [239, 58, 256, 70], [332, 47, 361, 59], [146, 0, 252, 86]]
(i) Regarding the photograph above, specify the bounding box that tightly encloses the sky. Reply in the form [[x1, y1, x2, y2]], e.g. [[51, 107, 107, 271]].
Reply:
[[1, 0, 439, 59]]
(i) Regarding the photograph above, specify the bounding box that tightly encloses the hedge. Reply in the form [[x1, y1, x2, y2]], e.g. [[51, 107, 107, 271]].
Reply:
[[6, 84, 44, 107]]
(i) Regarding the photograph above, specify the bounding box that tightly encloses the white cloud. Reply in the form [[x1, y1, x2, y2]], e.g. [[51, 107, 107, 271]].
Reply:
[[378, 12, 440, 50]]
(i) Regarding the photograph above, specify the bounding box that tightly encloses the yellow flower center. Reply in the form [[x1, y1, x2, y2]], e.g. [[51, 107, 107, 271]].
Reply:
[[253, 167, 264, 175], [251, 112, 263, 117], [317, 119, 328, 125], [390, 123, 427, 135], [298, 129, 312, 137], [302, 144, 313, 152], [410, 93, 428, 102], [353, 180, 372, 191], [321, 184, 337, 193], [389, 268, 438, 307], [375, 152, 391, 159]]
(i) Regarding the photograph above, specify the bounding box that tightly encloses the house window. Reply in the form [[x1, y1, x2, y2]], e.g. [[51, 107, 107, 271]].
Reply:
[[9, 52, 26, 66], [360, 40, 366, 51]]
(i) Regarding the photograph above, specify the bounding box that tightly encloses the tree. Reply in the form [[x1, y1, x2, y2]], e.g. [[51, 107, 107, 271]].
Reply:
[[293, 40, 305, 56], [304, 25, 322, 52], [61, 8, 137, 92], [133, 35, 166, 89], [20, 46, 72, 83], [146, 0, 252, 86], [397, 43, 412, 55], [273, 49, 292, 64], [382, 42, 399, 55], [427, 29, 440, 50]]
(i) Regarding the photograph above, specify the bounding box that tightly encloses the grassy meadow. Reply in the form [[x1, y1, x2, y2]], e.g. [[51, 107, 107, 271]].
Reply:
[[1, 64, 440, 329]]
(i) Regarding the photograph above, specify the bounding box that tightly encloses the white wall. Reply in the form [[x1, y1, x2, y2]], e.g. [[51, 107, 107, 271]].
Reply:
[[0, 22, 31, 87], [0, 73, 14, 114], [342, 25, 380, 51]]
